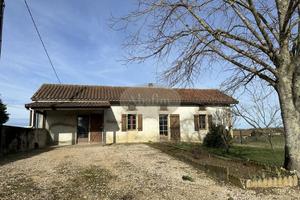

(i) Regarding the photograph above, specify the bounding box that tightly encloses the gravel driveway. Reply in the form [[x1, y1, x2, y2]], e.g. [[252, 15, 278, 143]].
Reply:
[[0, 144, 299, 200]]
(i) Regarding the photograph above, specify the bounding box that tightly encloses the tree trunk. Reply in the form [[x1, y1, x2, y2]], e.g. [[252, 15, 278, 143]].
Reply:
[[276, 75, 300, 173]]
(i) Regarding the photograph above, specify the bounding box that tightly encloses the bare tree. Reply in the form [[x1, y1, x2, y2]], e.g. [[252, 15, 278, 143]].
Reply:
[[233, 82, 282, 151], [113, 0, 300, 172]]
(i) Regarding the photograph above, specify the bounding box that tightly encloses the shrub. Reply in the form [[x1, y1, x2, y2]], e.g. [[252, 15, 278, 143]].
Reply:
[[203, 124, 232, 151]]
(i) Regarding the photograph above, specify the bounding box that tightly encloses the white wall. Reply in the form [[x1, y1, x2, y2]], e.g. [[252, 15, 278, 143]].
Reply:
[[104, 105, 229, 144], [43, 105, 230, 145], [46, 111, 77, 145]]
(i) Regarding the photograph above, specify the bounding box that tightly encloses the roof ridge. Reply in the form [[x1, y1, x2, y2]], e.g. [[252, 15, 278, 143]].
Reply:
[[40, 83, 217, 90], [30, 83, 238, 105]]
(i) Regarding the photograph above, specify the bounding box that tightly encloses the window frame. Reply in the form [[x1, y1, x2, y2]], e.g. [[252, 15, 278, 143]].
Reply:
[[127, 114, 137, 130], [199, 114, 206, 130], [159, 114, 168, 136]]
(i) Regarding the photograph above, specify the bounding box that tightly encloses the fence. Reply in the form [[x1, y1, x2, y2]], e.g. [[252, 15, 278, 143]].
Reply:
[[0, 125, 52, 156]]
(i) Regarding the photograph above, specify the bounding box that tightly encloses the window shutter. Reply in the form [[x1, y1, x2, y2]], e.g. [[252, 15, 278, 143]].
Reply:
[[208, 114, 213, 130], [138, 114, 143, 131], [121, 114, 127, 131], [194, 115, 199, 131]]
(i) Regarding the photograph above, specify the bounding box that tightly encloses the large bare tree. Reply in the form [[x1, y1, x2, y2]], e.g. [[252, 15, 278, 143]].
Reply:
[[113, 0, 300, 172]]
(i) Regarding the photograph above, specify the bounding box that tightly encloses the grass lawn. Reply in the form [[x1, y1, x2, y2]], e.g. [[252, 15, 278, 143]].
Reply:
[[171, 136, 285, 167], [204, 145, 284, 167], [235, 135, 285, 149]]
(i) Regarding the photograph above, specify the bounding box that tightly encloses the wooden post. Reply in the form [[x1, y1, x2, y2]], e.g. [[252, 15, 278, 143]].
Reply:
[[239, 130, 243, 144]]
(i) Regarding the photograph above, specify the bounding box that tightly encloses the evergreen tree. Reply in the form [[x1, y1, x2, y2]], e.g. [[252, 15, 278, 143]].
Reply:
[[0, 99, 9, 125]]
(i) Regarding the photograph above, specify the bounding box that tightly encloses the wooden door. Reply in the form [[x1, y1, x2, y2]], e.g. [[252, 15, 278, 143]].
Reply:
[[90, 114, 103, 143], [170, 114, 180, 141]]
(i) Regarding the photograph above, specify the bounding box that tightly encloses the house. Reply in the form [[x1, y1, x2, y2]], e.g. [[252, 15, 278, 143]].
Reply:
[[25, 84, 238, 145]]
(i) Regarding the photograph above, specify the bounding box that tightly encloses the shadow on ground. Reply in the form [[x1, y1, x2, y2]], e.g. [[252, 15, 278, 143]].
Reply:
[[0, 146, 57, 166]]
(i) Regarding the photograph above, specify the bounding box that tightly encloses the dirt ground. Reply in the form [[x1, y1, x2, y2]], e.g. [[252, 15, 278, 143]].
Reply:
[[0, 144, 299, 200]]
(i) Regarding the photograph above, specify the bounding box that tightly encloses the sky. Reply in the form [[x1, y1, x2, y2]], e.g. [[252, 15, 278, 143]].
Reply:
[[0, 0, 259, 127]]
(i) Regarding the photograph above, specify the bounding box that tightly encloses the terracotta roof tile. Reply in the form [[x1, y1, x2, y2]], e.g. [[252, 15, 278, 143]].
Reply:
[[28, 84, 238, 108], [25, 101, 110, 109]]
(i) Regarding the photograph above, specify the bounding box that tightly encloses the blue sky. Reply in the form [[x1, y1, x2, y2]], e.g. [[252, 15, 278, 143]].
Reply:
[[0, 0, 245, 127]]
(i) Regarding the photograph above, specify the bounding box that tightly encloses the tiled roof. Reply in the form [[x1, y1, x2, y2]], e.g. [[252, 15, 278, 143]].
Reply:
[[27, 84, 238, 108], [25, 101, 110, 109]]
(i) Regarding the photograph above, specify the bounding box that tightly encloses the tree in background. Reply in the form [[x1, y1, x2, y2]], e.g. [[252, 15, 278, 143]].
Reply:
[[233, 82, 282, 151], [0, 98, 9, 125], [113, 0, 300, 172]]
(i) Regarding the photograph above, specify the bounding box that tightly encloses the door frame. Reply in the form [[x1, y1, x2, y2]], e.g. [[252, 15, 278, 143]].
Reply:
[[76, 115, 90, 144], [89, 113, 104, 143], [170, 114, 180, 142], [76, 113, 104, 144], [159, 114, 169, 141]]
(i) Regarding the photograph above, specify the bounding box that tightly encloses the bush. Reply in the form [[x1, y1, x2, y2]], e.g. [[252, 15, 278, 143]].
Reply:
[[203, 124, 232, 151]]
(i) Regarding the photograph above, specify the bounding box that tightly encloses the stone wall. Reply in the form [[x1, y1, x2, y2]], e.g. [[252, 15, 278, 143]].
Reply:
[[0, 125, 51, 155]]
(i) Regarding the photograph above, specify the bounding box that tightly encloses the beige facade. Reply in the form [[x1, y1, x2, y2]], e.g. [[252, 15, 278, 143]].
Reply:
[[34, 105, 230, 145]]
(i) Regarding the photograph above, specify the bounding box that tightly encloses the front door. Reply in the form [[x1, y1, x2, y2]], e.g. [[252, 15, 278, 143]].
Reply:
[[90, 114, 103, 143], [170, 114, 180, 141]]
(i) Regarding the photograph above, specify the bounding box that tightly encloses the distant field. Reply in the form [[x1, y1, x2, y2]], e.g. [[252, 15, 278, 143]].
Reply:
[[168, 135, 285, 167], [233, 135, 284, 149], [206, 145, 284, 167], [213, 135, 285, 166]]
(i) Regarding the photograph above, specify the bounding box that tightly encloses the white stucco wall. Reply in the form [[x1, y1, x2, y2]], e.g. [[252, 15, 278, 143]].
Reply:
[[42, 105, 230, 145], [45, 111, 77, 145], [104, 105, 229, 144]]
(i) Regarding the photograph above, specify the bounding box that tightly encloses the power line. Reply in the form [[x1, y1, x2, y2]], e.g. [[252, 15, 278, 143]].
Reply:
[[23, 0, 62, 84]]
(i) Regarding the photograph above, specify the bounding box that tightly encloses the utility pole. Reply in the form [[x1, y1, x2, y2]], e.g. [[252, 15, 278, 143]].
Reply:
[[0, 0, 4, 57]]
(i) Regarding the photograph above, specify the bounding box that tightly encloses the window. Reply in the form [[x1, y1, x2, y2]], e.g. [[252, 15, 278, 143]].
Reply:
[[127, 114, 136, 130], [159, 114, 168, 136], [199, 114, 206, 129]]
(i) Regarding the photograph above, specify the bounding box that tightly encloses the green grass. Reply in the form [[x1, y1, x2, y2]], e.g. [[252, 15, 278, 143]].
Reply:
[[171, 142, 199, 151], [168, 137, 285, 167], [205, 145, 284, 167], [234, 135, 285, 149]]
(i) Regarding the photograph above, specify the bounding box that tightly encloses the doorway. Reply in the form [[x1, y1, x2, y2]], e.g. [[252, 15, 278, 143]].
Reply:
[[76, 114, 104, 144], [77, 115, 89, 143], [90, 114, 103, 143], [170, 114, 180, 141]]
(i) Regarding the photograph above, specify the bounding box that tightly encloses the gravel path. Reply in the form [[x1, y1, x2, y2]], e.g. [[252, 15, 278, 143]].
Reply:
[[0, 144, 299, 200]]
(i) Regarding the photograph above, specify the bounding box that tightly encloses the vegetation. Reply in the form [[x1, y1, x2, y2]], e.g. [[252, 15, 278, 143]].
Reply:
[[173, 135, 285, 167], [205, 145, 284, 167], [0, 99, 9, 125], [182, 175, 194, 182], [203, 124, 232, 152], [234, 135, 284, 149], [115, 0, 300, 172], [149, 142, 280, 179]]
